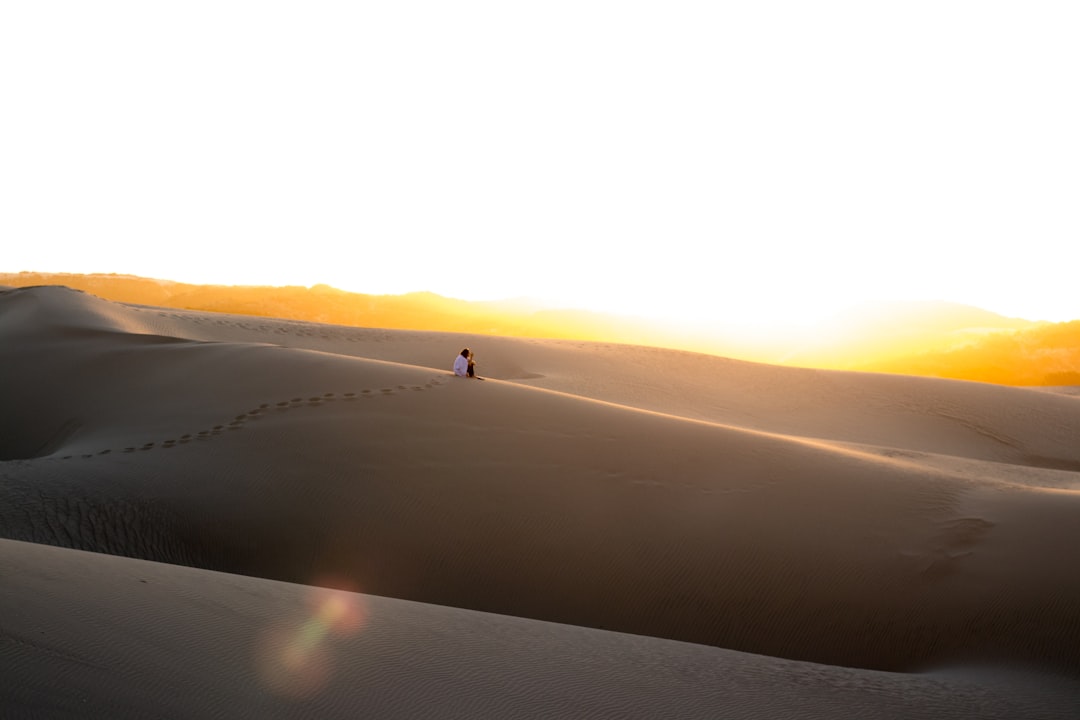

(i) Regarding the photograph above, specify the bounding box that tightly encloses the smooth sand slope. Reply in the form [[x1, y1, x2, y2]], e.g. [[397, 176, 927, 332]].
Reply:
[[3, 285, 1080, 717]]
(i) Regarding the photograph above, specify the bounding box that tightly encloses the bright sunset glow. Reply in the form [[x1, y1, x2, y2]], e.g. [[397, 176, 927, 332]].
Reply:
[[2, 2, 1079, 328]]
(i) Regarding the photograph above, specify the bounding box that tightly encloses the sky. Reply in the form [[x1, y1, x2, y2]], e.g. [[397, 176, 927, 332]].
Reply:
[[2, 2, 1078, 328]]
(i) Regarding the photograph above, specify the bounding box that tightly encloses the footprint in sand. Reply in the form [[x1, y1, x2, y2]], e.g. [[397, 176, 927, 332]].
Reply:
[[63, 375, 447, 461]]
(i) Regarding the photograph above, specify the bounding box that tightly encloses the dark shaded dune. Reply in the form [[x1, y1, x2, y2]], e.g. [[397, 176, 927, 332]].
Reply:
[[3, 286, 1080, 684], [0, 326, 426, 462], [6, 539, 1078, 720], [1022, 454, 1080, 473], [0, 286, 440, 461]]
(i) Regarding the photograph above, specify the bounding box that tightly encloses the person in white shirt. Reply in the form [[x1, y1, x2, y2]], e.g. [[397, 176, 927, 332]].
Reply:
[[454, 348, 471, 377]]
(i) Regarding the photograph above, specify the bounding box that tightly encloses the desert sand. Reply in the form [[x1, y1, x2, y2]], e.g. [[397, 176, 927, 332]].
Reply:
[[2, 284, 1080, 718]]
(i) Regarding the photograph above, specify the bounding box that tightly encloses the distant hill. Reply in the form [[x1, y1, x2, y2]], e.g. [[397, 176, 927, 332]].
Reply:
[[781, 299, 1080, 386], [2, 272, 1078, 386], [856, 319, 1080, 386], [781, 300, 1038, 368]]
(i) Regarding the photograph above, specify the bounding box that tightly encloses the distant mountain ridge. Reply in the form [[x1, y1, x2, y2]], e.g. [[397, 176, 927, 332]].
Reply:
[[780, 300, 1038, 368], [2, 272, 1077, 385]]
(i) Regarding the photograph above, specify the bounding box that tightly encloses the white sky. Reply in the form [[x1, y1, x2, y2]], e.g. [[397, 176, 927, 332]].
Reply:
[[2, 2, 1078, 327]]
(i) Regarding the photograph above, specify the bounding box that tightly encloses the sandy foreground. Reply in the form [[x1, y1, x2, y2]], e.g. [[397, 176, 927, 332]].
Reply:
[[2, 285, 1079, 718]]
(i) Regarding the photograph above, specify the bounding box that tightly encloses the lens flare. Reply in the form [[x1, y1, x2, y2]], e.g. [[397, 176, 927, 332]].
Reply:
[[255, 579, 367, 699]]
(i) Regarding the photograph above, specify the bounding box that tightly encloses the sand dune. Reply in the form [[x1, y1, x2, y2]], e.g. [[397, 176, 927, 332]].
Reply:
[[3, 285, 1080, 717], [5, 538, 1078, 720]]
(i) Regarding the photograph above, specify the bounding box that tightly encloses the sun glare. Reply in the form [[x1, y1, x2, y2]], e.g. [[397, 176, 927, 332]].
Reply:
[[2, 3, 1078, 329]]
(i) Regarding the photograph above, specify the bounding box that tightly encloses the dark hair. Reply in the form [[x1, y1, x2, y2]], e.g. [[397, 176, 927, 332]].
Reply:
[[461, 348, 471, 357]]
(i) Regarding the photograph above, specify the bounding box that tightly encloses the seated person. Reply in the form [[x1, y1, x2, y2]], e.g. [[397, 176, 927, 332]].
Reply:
[[454, 348, 471, 377]]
